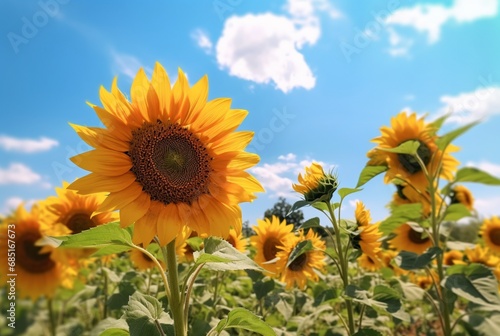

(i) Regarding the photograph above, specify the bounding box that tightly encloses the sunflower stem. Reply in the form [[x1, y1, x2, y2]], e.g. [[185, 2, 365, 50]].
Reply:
[[135, 243, 171, 300], [163, 240, 186, 336], [327, 202, 355, 335], [47, 298, 56, 336]]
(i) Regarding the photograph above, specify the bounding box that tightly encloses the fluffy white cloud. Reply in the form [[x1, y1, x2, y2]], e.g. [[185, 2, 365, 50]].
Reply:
[[0, 135, 58, 153], [250, 154, 335, 198], [386, 0, 497, 53], [466, 161, 500, 177], [475, 196, 500, 217], [191, 29, 213, 54], [1, 197, 37, 214], [436, 86, 500, 124], [215, 0, 340, 93], [0, 163, 42, 185]]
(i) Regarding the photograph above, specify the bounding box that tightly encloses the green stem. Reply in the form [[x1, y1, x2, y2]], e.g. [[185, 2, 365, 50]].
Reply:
[[213, 271, 220, 309], [163, 240, 186, 336], [327, 202, 355, 335], [103, 268, 108, 319], [47, 298, 56, 336], [358, 304, 366, 332]]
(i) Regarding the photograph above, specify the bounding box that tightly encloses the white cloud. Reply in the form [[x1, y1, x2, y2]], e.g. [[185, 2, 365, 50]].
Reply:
[[1, 197, 37, 214], [250, 154, 335, 198], [475, 196, 500, 217], [0, 163, 42, 185], [0, 135, 58, 153], [466, 161, 500, 177], [191, 29, 213, 54], [403, 94, 415, 101], [111, 51, 152, 79], [386, 0, 497, 53], [215, 0, 341, 93], [387, 27, 413, 57], [435, 86, 500, 125]]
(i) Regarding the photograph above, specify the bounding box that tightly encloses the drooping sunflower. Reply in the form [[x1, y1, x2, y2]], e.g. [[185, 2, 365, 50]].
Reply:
[[250, 216, 294, 274], [276, 229, 326, 289], [450, 185, 474, 211], [464, 245, 499, 267], [391, 183, 433, 217], [380, 250, 407, 276], [0, 204, 76, 300], [68, 63, 263, 247], [225, 227, 247, 253], [443, 249, 464, 266], [389, 223, 433, 254], [371, 112, 459, 191], [358, 252, 383, 272], [480, 216, 500, 254], [293, 162, 338, 202], [352, 202, 381, 259]]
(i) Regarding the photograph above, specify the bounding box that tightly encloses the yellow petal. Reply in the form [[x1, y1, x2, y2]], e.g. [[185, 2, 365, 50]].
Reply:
[[120, 192, 151, 228], [156, 204, 183, 246], [151, 62, 172, 114], [95, 182, 144, 214], [68, 172, 136, 194], [69, 123, 129, 152], [71, 149, 132, 176]]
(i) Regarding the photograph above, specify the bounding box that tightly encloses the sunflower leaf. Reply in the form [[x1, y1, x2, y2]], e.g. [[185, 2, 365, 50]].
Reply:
[[254, 278, 275, 301], [288, 200, 310, 214], [50, 222, 133, 252], [286, 240, 314, 268], [356, 165, 388, 188], [298, 217, 321, 230], [124, 292, 173, 336], [214, 308, 276, 335], [461, 313, 500, 336], [436, 121, 479, 150], [443, 203, 471, 221], [429, 114, 450, 135], [99, 329, 130, 336], [443, 263, 500, 308], [375, 140, 420, 155], [455, 167, 500, 185], [379, 203, 423, 234], [396, 247, 442, 270], [338, 187, 362, 201], [352, 328, 383, 336], [196, 237, 262, 271]]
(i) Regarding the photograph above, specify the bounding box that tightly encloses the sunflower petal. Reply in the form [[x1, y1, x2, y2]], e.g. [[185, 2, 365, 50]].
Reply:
[[68, 172, 136, 194]]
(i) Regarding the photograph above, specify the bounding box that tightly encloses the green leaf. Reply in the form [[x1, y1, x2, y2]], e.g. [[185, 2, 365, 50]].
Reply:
[[345, 285, 408, 321], [338, 187, 362, 200], [379, 203, 423, 234], [196, 237, 262, 271], [254, 278, 275, 301], [372, 285, 402, 313], [286, 240, 314, 268], [215, 308, 276, 335], [396, 247, 442, 270], [313, 288, 337, 307], [455, 167, 500, 185], [124, 292, 173, 336], [298, 217, 321, 230], [288, 200, 310, 214], [186, 237, 204, 251], [100, 329, 130, 336], [92, 245, 134, 257], [352, 328, 383, 336], [47, 222, 133, 253], [436, 121, 479, 150], [443, 203, 471, 221], [356, 165, 388, 188], [429, 114, 449, 134], [376, 140, 420, 155], [462, 314, 500, 336], [443, 263, 500, 308]]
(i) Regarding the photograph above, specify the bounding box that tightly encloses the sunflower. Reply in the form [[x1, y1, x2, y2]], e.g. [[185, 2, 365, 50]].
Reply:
[[411, 270, 439, 290], [480, 216, 500, 254], [389, 223, 433, 254], [380, 250, 407, 276], [391, 183, 433, 217], [0, 204, 76, 300], [250, 216, 294, 274], [450, 185, 474, 211], [358, 253, 383, 272], [293, 162, 338, 202], [276, 229, 326, 289], [352, 202, 381, 258], [371, 112, 459, 191], [226, 227, 247, 253], [366, 148, 389, 167], [464, 245, 499, 267], [68, 63, 263, 247], [443, 250, 464, 266]]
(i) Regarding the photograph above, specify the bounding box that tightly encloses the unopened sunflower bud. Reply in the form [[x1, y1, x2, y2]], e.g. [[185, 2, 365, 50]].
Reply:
[[293, 163, 338, 203]]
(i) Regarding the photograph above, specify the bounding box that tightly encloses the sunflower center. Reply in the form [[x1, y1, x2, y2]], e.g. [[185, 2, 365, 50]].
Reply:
[[408, 227, 430, 245], [17, 232, 56, 274], [129, 121, 212, 205], [288, 253, 308, 271], [263, 238, 281, 261], [397, 140, 432, 174], [67, 212, 96, 234], [489, 228, 500, 246]]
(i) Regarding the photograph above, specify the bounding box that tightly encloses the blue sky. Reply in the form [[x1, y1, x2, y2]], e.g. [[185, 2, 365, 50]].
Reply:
[[1, 0, 499, 226]]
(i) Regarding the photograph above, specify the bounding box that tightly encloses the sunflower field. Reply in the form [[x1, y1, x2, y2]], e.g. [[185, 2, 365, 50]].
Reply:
[[1, 60, 500, 336]]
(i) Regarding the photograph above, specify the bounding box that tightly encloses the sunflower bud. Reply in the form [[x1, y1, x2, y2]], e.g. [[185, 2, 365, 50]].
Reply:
[[293, 163, 338, 203]]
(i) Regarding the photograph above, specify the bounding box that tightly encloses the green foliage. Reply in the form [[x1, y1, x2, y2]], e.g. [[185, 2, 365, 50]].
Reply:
[[265, 197, 305, 229], [396, 247, 442, 270], [379, 203, 423, 234], [436, 121, 478, 151], [356, 165, 388, 188], [195, 237, 262, 271], [124, 292, 173, 336], [213, 308, 276, 335], [286, 240, 314, 268], [443, 203, 471, 221]]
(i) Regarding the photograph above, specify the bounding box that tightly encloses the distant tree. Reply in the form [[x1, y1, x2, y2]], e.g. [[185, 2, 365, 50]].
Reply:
[[241, 220, 254, 237], [264, 197, 304, 229]]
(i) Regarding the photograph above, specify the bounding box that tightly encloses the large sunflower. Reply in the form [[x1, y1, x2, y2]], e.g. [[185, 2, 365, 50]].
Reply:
[[389, 223, 433, 254], [0, 205, 76, 300], [68, 63, 263, 246], [371, 112, 459, 191], [276, 229, 326, 289], [480, 216, 500, 254], [450, 185, 474, 211], [250, 216, 294, 274]]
